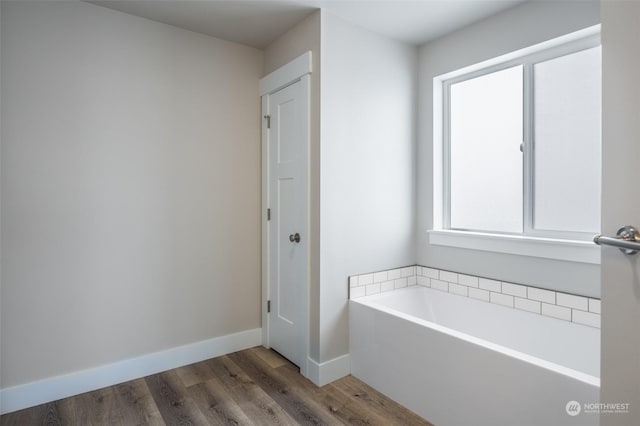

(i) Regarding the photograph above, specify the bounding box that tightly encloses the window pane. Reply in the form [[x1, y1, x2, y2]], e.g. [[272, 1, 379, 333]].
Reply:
[[533, 47, 601, 233], [449, 66, 523, 233]]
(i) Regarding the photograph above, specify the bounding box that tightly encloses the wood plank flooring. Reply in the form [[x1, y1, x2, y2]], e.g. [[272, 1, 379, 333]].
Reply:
[[1, 346, 433, 426]]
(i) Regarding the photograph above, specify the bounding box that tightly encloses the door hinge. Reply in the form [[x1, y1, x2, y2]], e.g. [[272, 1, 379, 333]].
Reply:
[[264, 114, 271, 129], [267, 208, 271, 221], [267, 300, 271, 313]]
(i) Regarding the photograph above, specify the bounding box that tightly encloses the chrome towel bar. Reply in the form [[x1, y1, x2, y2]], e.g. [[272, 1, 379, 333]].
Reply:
[[594, 225, 640, 255]]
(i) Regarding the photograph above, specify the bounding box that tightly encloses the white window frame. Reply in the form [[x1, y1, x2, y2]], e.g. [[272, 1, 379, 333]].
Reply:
[[430, 25, 601, 265]]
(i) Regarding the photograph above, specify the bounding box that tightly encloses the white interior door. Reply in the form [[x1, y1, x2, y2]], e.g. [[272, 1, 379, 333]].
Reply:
[[600, 2, 640, 425], [264, 78, 308, 370]]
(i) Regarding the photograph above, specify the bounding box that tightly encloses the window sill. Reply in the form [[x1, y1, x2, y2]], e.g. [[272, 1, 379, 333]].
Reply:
[[427, 229, 600, 265]]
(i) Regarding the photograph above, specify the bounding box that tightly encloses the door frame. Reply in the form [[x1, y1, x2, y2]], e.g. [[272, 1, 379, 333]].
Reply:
[[600, 2, 640, 424], [259, 51, 312, 378]]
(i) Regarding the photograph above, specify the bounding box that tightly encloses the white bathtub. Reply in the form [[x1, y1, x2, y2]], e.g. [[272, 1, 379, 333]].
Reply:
[[349, 285, 600, 426]]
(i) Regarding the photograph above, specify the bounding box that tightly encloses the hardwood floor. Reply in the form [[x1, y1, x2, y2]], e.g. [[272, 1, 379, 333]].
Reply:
[[1, 347, 433, 426]]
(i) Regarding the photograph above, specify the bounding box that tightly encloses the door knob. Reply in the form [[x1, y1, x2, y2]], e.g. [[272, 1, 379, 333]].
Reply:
[[289, 233, 301, 243], [594, 226, 640, 255]]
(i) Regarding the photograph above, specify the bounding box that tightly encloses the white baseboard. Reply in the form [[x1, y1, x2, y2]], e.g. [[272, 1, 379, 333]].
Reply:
[[306, 353, 350, 387], [0, 328, 261, 415]]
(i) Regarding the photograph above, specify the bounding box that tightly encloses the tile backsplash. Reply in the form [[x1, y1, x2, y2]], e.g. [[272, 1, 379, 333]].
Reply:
[[348, 265, 601, 329]]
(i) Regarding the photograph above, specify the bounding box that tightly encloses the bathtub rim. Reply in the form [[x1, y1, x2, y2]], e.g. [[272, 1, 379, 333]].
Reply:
[[350, 287, 600, 387]]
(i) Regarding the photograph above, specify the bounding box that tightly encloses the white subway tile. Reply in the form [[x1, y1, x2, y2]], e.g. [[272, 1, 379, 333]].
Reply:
[[572, 310, 601, 328], [417, 276, 430, 287], [359, 273, 374, 286], [556, 293, 588, 311], [349, 276, 359, 288], [479, 278, 501, 293], [422, 267, 439, 279], [401, 267, 414, 278], [365, 283, 381, 296], [589, 299, 601, 314], [388, 268, 402, 280], [380, 280, 395, 293], [469, 287, 490, 302], [449, 283, 468, 297], [431, 279, 449, 292], [490, 292, 514, 308], [440, 270, 458, 283], [408, 276, 417, 286], [458, 274, 479, 288], [502, 282, 527, 298], [373, 271, 388, 283], [528, 287, 556, 304], [515, 297, 541, 314], [350, 286, 366, 299], [542, 303, 571, 321], [394, 278, 408, 289]]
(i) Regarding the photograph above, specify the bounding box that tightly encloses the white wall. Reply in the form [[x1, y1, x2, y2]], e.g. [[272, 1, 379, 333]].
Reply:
[[320, 12, 416, 362], [264, 11, 416, 366], [417, 0, 601, 297], [1, 1, 263, 389]]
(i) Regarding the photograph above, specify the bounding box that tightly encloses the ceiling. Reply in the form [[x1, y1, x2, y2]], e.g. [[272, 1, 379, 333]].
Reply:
[[88, 0, 527, 49]]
